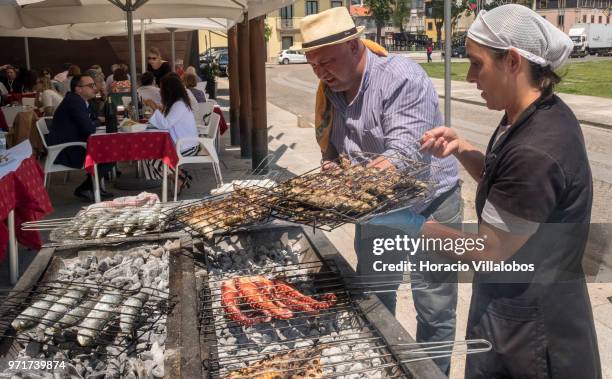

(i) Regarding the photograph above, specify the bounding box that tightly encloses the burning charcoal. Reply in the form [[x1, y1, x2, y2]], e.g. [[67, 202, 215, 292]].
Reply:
[[88, 371, 106, 379], [25, 341, 41, 356]]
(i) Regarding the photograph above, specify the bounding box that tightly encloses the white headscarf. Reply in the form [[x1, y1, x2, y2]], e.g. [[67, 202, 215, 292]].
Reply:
[[467, 4, 573, 69]]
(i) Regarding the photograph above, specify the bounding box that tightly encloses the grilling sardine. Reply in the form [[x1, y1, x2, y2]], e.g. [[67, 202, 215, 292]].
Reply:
[[11, 286, 66, 332], [77, 291, 123, 346], [54, 298, 98, 329], [39, 285, 90, 329], [118, 290, 150, 335]]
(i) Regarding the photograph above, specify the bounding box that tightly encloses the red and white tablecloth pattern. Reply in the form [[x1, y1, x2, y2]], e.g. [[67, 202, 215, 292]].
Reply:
[[213, 106, 228, 135], [0, 156, 53, 262], [84, 131, 179, 174]]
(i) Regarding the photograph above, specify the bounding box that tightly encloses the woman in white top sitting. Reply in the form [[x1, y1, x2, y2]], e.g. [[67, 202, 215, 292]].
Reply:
[[38, 76, 63, 116], [143, 73, 199, 191]]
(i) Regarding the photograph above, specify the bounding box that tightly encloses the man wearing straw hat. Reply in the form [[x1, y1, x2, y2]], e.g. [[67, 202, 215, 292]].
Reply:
[[299, 7, 461, 374]]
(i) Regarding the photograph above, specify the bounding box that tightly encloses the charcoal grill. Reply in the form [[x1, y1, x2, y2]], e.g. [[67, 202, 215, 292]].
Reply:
[[194, 225, 452, 379], [234, 152, 434, 232], [0, 233, 202, 379], [21, 203, 178, 243]]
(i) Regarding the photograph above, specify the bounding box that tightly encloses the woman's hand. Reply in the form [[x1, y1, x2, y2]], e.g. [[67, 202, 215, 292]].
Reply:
[[420, 126, 462, 158], [143, 98, 161, 111]]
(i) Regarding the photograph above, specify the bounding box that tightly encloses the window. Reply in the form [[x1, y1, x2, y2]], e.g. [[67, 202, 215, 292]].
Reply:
[[558, 14, 564, 26], [583, 14, 587, 22], [282, 36, 293, 50], [608, 16, 610, 24], [280, 5, 293, 19], [427, 21, 433, 31], [599, 15, 602, 23], [591, 15, 595, 23], [542, 15, 546, 19], [306, 0, 319, 15], [331, 0, 343, 7]]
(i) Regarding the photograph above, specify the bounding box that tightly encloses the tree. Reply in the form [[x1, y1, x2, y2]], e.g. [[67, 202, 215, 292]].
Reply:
[[392, 0, 411, 32], [364, 0, 393, 44], [427, 0, 467, 47]]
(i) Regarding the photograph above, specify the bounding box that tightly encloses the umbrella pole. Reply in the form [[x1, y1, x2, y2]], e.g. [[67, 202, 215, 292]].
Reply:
[[169, 28, 177, 72], [444, 0, 451, 127], [24, 37, 30, 70], [141, 19, 146, 73], [126, 7, 139, 119]]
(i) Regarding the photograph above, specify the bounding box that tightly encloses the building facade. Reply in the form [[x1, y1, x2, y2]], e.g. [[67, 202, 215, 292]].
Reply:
[[536, 0, 611, 33], [266, 0, 349, 61]]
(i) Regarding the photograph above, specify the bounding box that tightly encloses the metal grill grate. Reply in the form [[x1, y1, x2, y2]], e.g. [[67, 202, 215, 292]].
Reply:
[[0, 280, 174, 358], [22, 203, 176, 242], [198, 263, 409, 378], [234, 152, 434, 232]]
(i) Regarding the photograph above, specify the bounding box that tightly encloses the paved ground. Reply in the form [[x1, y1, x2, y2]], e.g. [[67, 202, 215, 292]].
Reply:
[[2, 69, 611, 377]]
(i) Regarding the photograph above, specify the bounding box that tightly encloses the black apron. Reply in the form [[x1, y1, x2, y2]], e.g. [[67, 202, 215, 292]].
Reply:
[[465, 97, 601, 379]]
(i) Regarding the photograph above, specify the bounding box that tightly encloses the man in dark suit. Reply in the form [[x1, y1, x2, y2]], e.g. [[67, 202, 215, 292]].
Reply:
[[48, 74, 113, 201]]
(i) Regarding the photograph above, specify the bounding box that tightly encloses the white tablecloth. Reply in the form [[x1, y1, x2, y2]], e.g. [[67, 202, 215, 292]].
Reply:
[[0, 140, 33, 179]]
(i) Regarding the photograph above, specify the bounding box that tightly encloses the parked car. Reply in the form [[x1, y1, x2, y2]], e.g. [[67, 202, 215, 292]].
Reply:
[[441, 45, 467, 58], [277, 49, 307, 64], [200, 47, 228, 65], [217, 52, 229, 76]]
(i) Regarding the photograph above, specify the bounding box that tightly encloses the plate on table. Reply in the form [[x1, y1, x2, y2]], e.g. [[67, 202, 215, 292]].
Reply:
[[0, 154, 15, 167]]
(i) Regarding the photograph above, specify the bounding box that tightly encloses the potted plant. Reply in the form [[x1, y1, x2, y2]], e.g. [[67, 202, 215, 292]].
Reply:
[[201, 60, 220, 99]]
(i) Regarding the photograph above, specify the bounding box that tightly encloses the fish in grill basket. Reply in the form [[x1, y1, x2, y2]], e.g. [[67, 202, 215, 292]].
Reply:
[[271, 162, 428, 217], [221, 275, 337, 326], [176, 194, 269, 239], [227, 345, 324, 379]]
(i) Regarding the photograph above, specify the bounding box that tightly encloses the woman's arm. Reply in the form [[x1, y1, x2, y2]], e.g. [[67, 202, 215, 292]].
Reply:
[[420, 126, 485, 182], [421, 220, 531, 262]]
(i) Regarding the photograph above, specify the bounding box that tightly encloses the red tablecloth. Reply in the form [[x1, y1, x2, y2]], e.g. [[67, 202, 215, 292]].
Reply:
[[5, 92, 37, 104], [84, 131, 179, 174], [0, 156, 53, 261], [214, 106, 228, 135]]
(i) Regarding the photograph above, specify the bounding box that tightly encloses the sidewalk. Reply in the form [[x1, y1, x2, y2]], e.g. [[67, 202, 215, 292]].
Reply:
[[430, 78, 612, 127]]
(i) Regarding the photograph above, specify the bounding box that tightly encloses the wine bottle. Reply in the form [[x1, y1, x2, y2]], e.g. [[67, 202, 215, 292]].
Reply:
[[105, 96, 118, 133]]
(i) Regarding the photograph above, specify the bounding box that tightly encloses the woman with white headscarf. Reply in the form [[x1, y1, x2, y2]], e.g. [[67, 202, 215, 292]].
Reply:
[[374, 4, 601, 377]]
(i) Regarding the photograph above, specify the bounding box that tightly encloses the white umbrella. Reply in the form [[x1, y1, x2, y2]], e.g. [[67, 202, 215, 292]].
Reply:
[[0, 0, 294, 113], [0, 18, 233, 40]]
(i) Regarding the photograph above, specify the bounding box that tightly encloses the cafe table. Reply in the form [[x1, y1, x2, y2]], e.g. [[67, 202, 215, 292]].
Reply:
[[0, 141, 53, 284], [84, 130, 179, 203]]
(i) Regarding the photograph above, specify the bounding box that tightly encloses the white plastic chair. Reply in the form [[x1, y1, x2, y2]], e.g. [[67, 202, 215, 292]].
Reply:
[[36, 118, 87, 187], [193, 101, 211, 126], [174, 136, 223, 201]]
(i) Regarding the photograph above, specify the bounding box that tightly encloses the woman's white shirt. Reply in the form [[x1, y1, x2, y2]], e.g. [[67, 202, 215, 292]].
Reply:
[[41, 89, 63, 109], [149, 100, 199, 152]]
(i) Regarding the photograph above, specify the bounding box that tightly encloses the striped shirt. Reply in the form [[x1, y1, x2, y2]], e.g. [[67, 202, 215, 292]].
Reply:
[[324, 49, 459, 212]]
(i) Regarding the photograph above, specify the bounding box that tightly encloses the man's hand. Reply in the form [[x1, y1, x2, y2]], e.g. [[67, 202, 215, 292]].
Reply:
[[321, 160, 339, 171], [366, 156, 396, 171], [420, 126, 462, 158]]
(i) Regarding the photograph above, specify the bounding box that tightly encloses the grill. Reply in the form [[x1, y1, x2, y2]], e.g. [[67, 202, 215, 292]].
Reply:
[[193, 226, 488, 379], [168, 194, 276, 240], [0, 235, 195, 379], [21, 203, 176, 243], [235, 152, 433, 232]]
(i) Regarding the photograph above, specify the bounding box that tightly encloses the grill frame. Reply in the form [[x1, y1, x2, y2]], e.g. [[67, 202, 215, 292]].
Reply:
[[0, 232, 203, 379], [193, 225, 447, 379]]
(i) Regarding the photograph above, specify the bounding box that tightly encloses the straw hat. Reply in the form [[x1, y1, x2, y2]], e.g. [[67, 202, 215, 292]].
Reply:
[[299, 7, 365, 52]]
